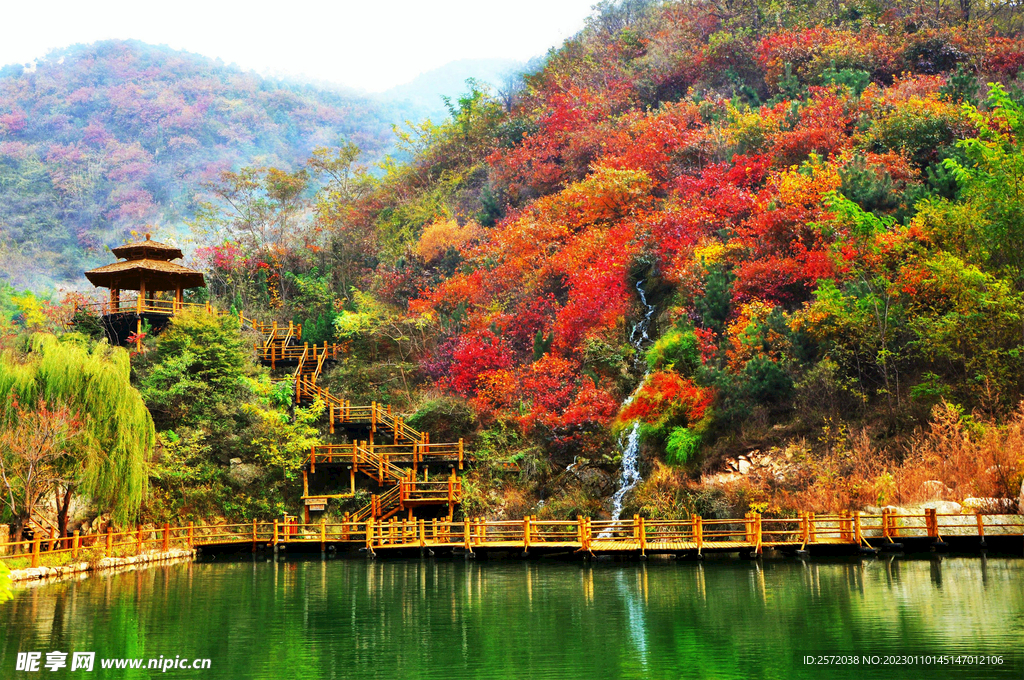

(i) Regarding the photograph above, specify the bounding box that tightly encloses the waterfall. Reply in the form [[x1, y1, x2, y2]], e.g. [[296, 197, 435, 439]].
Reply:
[[606, 422, 642, 524], [601, 280, 656, 534]]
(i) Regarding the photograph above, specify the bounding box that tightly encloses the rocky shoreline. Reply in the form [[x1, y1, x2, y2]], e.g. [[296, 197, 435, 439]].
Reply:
[[8, 548, 194, 585]]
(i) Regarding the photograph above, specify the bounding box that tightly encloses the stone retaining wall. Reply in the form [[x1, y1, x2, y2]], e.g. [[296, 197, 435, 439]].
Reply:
[[8, 548, 194, 583]]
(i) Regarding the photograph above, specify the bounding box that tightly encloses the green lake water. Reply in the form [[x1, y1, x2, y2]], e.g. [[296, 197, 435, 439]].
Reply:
[[2, 555, 1022, 679]]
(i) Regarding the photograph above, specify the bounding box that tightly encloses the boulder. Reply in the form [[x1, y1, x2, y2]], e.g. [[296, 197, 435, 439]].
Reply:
[[227, 463, 262, 487], [920, 500, 962, 514], [962, 497, 1016, 513]]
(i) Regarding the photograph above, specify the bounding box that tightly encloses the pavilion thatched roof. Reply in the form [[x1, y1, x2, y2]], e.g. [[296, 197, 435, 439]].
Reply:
[[84, 259, 205, 291], [110, 234, 183, 261]]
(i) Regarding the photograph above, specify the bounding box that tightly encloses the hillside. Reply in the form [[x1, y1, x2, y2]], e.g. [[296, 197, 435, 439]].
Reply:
[[237, 0, 1024, 519], [4, 0, 1024, 530], [0, 40, 402, 290]]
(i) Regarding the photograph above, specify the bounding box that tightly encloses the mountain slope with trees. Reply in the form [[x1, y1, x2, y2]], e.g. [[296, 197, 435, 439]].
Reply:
[[4, 0, 1024, 533], [0, 40, 403, 290]]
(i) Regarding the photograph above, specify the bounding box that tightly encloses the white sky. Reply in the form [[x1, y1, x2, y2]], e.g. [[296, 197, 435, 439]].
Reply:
[[1, 0, 598, 92]]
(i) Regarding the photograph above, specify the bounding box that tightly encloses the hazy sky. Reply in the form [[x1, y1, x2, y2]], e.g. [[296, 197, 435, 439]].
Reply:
[[1, 0, 598, 91]]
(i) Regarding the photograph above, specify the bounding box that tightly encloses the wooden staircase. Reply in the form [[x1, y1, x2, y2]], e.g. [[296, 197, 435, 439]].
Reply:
[[243, 316, 467, 523]]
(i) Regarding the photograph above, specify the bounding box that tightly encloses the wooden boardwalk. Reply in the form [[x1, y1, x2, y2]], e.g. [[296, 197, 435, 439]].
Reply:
[[5, 510, 1021, 568]]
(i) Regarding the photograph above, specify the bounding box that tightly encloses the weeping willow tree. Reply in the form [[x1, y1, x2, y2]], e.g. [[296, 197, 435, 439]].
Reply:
[[0, 334, 154, 534]]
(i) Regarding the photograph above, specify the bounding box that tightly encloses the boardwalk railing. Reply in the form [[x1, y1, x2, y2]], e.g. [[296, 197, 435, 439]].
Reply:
[[4, 512, 1021, 567], [307, 442, 465, 475], [0, 523, 197, 569]]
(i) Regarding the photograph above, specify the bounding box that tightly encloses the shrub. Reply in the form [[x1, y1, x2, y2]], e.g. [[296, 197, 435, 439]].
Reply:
[[665, 426, 701, 466], [741, 357, 794, 405], [406, 397, 477, 442], [645, 328, 701, 374]]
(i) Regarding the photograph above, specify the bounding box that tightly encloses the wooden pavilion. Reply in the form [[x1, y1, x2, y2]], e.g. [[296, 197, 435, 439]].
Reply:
[[84, 234, 206, 346]]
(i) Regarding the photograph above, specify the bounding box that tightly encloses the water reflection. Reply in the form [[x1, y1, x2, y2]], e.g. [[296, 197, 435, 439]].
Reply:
[[1, 556, 1022, 680]]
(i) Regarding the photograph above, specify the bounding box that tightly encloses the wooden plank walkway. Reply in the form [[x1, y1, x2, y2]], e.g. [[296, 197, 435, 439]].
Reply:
[[5, 510, 1021, 567]]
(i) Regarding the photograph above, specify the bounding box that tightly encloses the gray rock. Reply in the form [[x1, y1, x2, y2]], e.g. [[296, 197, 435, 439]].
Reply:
[[920, 500, 962, 514], [962, 497, 1015, 513], [227, 463, 262, 487], [575, 467, 615, 495], [229, 458, 242, 466]]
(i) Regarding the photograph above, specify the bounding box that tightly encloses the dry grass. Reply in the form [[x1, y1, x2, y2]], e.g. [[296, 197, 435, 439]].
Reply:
[[715, 402, 1024, 515]]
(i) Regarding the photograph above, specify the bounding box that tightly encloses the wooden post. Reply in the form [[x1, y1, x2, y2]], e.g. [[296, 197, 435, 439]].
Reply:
[[419, 519, 426, 548], [523, 516, 531, 552], [273, 520, 279, 546], [926, 508, 938, 538], [464, 519, 471, 550], [342, 514, 351, 541], [694, 515, 703, 552], [72, 530, 81, 559], [976, 513, 985, 539], [188, 522, 194, 548], [432, 518, 438, 542], [106, 527, 113, 553], [882, 509, 891, 540], [459, 439, 464, 470], [808, 512, 816, 543], [854, 512, 862, 545], [31, 534, 40, 568], [320, 518, 326, 552], [755, 514, 762, 554], [136, 526, 144, 556], [252, 520, 257, 552], [162, 523, 170, 552], [638, 516, 647, 554]]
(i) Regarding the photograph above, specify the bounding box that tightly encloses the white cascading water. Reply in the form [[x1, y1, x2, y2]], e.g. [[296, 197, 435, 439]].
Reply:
[[601, 280, 656, 535]]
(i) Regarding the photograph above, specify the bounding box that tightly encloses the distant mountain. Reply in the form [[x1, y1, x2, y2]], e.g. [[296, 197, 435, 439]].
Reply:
[[0, 40, 405, 290], [380, 58, 528, 120]]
